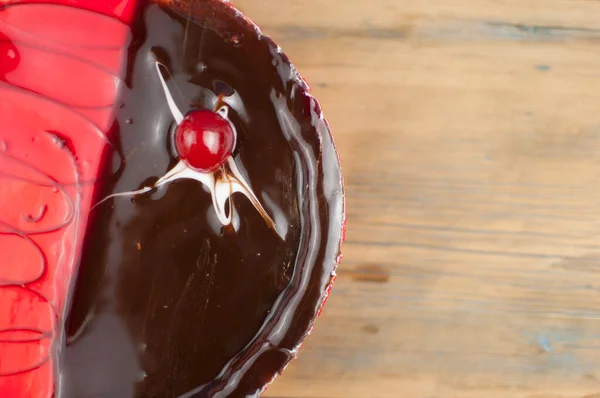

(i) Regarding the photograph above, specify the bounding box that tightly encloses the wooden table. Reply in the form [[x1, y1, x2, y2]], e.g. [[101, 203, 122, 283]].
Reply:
[[234, 1, 600, 397]]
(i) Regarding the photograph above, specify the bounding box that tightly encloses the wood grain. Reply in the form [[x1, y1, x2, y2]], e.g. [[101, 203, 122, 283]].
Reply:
[[232, 1, 600, 397]]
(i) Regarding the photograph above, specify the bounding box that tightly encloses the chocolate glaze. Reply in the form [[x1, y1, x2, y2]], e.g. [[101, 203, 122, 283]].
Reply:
[[58, 1, 344, 397]]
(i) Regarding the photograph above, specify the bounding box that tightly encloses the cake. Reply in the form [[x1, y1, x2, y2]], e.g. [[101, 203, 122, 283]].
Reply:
[[0, 1, 345, 396]]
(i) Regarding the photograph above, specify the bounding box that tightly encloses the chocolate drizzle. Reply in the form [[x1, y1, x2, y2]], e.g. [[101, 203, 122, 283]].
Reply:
[[58, 1, 344, 397]]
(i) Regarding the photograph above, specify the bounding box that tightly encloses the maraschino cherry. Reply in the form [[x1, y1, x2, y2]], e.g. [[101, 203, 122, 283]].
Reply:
[[175, 110, 235, 173]]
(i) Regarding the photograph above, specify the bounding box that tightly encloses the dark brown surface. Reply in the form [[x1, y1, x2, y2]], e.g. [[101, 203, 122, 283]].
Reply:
[[57, 1, 344, 397]]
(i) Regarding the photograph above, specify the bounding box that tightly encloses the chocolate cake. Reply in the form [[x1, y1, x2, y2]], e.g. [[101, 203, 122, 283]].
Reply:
[[0, 1, 344, 397]]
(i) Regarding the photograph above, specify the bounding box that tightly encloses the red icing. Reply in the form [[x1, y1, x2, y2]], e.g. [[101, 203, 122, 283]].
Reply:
[[0, 1, 136, 396], [0, 0, 137, 22]]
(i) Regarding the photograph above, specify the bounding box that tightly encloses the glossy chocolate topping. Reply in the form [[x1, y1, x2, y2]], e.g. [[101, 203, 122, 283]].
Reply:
[[58, 1, 344, 397]]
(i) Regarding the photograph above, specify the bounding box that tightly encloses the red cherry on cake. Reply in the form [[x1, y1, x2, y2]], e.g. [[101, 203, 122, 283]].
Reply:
[[93, 65, 278, 231], [174, 109, 235, 173]]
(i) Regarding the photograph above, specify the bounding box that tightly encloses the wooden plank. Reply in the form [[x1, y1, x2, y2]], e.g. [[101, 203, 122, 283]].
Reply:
[[233, 0, 600, 396]]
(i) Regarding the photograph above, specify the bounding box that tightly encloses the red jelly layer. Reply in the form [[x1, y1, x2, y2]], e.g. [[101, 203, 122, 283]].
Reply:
[[0, 0, 137, 22], [0, 1, 135, 396]]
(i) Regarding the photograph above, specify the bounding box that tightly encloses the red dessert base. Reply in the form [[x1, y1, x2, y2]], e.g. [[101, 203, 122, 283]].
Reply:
[[0, 1, 135, 396]]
